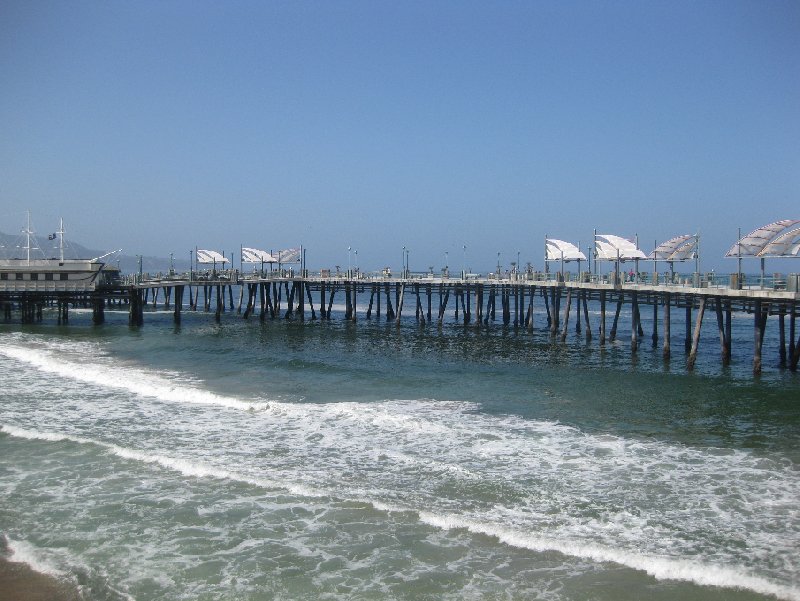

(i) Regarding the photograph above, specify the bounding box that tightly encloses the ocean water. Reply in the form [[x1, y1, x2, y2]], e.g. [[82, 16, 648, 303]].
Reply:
[[1, 294, 799, 601]]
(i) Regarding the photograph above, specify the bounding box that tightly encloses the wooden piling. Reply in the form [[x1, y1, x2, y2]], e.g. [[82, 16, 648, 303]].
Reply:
[[662, 293, 671, 360], [396, 284, 405, 323], [631, 291, 639, 352], [687, 297, 706, 370], [754, 300, 764, 375], [600, 291, 606, 345], [582, 291, 592, 341], [610, 296, 623, 342], [560, 289, 572, 342]]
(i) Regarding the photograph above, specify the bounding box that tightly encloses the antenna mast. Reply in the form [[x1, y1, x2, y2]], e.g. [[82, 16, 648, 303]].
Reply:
[[59, 218, 65, 262]]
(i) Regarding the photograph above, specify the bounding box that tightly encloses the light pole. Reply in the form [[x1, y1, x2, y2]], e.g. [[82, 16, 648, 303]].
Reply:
[[516, 250, 520, 280], [355, 249, 358, 277], [348, 246, 352, 278], [497, 252, 501, 279], [189, 250, 193, 281], [405, 248, 410, 278], [462, 244, 466, 279], [402, 246, 405, 278], [445, 251, 448, 277]]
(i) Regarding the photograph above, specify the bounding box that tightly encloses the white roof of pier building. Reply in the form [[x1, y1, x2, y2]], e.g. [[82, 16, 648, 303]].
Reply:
[[241, 247, 277, 263], [648, 234, 698, 262], [196, 249, 229, 264], [545, 238, 587, 261], [594, 234, 647, 261], [725, 220, 800, 258]]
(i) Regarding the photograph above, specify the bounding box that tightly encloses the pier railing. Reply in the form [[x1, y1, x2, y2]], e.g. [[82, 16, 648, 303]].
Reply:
[[125, 269, 798, 294]]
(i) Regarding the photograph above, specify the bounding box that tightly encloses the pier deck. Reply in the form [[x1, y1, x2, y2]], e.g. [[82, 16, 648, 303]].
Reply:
[[3, 271, 799, 375]]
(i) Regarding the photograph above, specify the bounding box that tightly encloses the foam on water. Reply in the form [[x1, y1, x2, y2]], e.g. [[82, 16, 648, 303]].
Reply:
[[0, 335, 271, 412], [417, 512, 800, 601], [3, 535, 66, 577], [0, 424, 325, 500], [2, 331, 799, 600]]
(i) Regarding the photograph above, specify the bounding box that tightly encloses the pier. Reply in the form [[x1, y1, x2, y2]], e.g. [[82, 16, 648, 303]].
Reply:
[[4, 269, 798, 376]]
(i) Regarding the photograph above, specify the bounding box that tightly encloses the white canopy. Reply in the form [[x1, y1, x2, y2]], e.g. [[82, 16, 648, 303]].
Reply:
[[196, 249, 229, 264], [545, 238, 587, 261], [595, 234, 647, 261], [649, 234, 698, 262], [725, 220, 800, 258], [241, 247, 277, 263], [275, 248, 301, 263]]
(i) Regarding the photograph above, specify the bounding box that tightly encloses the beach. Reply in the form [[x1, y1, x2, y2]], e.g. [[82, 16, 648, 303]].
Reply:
[[0, 556, 81, 601]]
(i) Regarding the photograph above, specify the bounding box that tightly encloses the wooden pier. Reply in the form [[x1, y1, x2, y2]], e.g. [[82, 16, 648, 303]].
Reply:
[[3, 273, 799, 375]]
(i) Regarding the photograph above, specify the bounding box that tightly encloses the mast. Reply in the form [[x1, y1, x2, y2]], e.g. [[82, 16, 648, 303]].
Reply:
[[59, 218, 65, 262], [25, 210, 32, 264]]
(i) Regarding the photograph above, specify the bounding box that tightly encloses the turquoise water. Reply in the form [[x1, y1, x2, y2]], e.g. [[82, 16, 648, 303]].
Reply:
[[1, 296, 798, 600]]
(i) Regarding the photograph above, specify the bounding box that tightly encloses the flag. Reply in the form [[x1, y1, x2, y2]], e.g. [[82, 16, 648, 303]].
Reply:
[[48, 233, 57, 240]]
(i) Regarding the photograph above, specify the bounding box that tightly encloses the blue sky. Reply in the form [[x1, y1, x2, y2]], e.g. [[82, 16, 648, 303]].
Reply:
[[1, 0, 798, 272]]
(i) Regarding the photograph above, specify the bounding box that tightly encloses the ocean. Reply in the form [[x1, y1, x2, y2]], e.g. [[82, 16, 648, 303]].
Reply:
[[1, 295, 798, 600]]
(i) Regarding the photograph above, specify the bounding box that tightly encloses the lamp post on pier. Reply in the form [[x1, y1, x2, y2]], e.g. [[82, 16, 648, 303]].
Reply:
[[348, 246, 352, 278]]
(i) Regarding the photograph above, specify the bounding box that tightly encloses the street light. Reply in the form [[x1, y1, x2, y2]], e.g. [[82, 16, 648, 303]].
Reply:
[[348, 246, 352, 278], [462, 244, 466, 279], [355, 249, 358, 276], [405, 248, 410, 278], [189, 249, 193, 281]]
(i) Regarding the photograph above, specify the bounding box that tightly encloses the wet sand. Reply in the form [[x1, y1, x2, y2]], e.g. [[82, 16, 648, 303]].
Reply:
[[0, 557, 82, 601]]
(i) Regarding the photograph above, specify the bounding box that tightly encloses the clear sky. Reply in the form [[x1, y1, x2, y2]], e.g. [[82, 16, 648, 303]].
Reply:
[[1, 0, 798, 273]]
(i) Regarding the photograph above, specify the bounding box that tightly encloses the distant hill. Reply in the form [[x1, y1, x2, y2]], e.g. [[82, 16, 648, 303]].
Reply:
[[0, 230, 185, 275]]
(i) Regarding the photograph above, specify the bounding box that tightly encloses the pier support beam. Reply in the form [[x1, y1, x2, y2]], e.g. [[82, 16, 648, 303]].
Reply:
[[174, 285, 183, 324], [753, 300, 766, 375], [631, 291, 639, 353], [599, 291, 606, 345], [560, 289, 572, 342], [662, 293, 671, 360], [610, 295, 623, 342], [687, 297, 706, 370], [582, 291, 592, 341]]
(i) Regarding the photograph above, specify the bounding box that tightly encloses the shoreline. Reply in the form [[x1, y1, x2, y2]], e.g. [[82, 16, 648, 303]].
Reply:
[[0, 556, 82, 601]]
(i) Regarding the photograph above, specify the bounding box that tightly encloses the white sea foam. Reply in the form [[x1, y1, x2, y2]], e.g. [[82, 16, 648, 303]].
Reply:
[[416, 512, 800, 600], [0, 424, 325, 500], [2, 335, 798, 600], [3, 535, 66, 577], [0, 342, 270, 412]]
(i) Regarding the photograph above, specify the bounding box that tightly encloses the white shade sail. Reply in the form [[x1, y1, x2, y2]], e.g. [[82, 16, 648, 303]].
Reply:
[[241, 247, 277, 263], [275, 248, 301, 263], [725, 220, 800, 258], [196, 249, 229, 264], [545, 238, 587, 261], [595, 234, 647, 261], [649, 234, 698, 261]]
